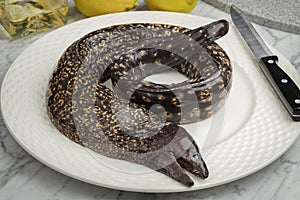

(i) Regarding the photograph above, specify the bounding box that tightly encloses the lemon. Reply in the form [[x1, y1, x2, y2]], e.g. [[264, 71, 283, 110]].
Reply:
[[145, 0, 198, 13], [74, 0, 139, 17]]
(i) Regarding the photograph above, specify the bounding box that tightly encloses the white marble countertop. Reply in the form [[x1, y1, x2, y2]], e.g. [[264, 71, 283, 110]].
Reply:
[[1, 1, 300, 199]]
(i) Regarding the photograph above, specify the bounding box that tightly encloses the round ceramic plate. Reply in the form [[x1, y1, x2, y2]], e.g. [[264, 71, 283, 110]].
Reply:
[[1, 11, 300, 193]]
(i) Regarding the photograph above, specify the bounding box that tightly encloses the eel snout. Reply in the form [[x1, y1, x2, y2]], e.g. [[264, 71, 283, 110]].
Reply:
[[176, 140, 209, 180], [153, 126, 209, 187]]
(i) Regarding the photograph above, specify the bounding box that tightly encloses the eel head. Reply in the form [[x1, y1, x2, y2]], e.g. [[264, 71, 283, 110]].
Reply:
[[150, 124, 209, 187]]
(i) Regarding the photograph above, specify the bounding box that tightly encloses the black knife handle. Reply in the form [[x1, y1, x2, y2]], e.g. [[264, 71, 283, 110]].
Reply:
[[259, 56, 300, 121]]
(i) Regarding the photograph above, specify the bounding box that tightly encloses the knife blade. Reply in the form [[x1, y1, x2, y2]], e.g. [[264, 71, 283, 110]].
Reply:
[[230, 5, 300, 121]]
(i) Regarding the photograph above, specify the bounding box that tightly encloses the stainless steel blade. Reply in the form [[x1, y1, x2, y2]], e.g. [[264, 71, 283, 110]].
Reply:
[[230, 5, 274, 61]]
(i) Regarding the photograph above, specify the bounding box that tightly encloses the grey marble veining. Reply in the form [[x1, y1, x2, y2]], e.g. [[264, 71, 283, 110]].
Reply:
[[203, 0, 300, 34], [0, 0, 300, 199]]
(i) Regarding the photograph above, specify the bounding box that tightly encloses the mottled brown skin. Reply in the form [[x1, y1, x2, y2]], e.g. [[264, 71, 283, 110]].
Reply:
[[46, 21, 231, 186], [111, 45, 231, 123], [111, 20, 231, 123]]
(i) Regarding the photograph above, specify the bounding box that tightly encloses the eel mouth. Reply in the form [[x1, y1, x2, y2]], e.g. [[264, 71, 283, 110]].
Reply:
[[155, 152, 209, 187], [177, 154, 209, 180], [150, 125, 209, 187]]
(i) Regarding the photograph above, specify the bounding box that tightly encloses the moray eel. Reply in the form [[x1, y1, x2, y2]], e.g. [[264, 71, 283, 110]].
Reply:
[[46, 20, 231, 186]]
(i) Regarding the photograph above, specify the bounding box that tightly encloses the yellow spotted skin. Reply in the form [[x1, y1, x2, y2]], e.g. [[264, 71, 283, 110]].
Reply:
[[46, 21, 231, 186], [111, 43, 231, 123], [111, 20, 231, 124]]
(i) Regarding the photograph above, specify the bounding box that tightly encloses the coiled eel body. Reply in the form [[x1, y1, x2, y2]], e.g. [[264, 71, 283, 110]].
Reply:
[[46, 20, 231, 186]]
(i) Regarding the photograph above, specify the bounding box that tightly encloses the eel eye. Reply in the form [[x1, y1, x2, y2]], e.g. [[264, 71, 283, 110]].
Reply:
[[193, 153, 200, 160]]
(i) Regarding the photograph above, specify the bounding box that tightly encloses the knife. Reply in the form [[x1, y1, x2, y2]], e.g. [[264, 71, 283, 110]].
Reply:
[[230, 5, 300, 121]]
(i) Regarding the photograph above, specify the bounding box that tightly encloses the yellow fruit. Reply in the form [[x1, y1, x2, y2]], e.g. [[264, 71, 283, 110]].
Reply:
[[74, 0, 139, 17], [145, 0, 198, 13]]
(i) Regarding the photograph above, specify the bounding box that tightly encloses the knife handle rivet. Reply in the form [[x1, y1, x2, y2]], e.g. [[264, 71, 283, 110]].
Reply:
[[281, 79, 288, 84], [295, 99, 300, 104], [267, 59, 275, 64]]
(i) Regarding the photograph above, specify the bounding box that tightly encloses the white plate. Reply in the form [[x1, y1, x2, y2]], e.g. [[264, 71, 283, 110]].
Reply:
[[1, 11, 300, 193]]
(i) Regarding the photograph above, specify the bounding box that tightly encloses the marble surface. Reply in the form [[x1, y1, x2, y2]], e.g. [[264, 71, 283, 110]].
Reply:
[[203, 0, 300, 34], [0, 0, 300, 199]]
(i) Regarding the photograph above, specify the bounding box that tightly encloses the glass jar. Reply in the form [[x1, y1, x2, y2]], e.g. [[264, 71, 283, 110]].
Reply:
[[0, 0, 68, 38]]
